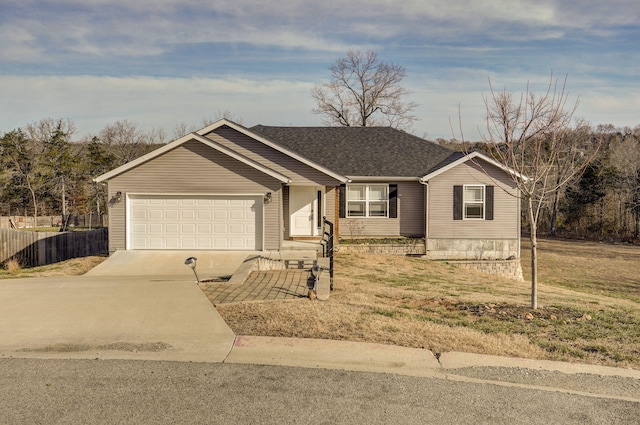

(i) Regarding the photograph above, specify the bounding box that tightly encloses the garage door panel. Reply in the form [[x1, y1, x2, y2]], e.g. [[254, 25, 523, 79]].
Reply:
[[198, 238, 213, 248], [164, 238, 180, 249], [129, 195, 261, 250], [165, 223, 180, 233], [132, 210, 148, 220], [132, 223, 147, 233], [148, 223, 162, 233], [181, 238, 196, 248], [214, 223, 228, 233], [213, 210, 228, 220], [165, 209, 179, 220], [229, 238, 247, 248], [198, 223, 212, 233], [229, 223, 245, 233], [229, 210, 245, 220], [197, 210, 212, 219]]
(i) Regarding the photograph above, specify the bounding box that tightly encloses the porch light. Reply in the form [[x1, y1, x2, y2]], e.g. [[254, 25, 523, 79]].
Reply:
[[264, 192, 272, 203], [184, 257, 200, 283], [108, 191, 123, 207]]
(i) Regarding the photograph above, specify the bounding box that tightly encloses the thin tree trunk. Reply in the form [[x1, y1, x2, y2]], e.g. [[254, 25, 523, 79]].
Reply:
[[529, 198, 538, 310], [548, 171, 561, 236], [548, 188, 560, 236], [26, 178, 38, 227], [61, 178, 67, 218]]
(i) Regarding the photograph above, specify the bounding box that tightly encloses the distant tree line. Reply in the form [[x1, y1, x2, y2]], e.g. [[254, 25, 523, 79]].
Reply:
[[0, 118, 160, 222], [438, 123, 640, 243], [0, 113, 240, 224]]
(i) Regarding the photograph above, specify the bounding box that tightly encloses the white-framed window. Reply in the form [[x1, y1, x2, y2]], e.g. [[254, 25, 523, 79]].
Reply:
[[463, 185, 485, 219], [347, 184, 389, 218]]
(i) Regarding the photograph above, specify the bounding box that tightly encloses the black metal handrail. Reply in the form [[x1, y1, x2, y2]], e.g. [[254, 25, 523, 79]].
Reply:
[[322, 216, 334, 290]]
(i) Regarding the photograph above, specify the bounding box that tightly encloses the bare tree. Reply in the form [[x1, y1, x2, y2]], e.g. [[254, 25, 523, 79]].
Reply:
[[311, 50, 418, 131], [98, 120, 151, 166], [482, 75, 598, 309], [173, 111, 245, 139]]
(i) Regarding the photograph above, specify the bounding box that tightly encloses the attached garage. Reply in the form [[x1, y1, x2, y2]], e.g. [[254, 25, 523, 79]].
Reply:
[[128, 195, 263, 250]]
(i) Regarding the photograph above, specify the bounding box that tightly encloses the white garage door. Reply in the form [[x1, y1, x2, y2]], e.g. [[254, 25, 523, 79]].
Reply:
[[129, 195, 262, 250]]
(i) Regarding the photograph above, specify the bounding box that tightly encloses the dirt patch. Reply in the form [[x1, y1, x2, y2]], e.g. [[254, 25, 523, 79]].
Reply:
[[404, 298, 587, 322]]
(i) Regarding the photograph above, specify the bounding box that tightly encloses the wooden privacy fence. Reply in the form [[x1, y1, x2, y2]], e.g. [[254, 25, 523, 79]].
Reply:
[[0, 228, 109, 267], [0, 215, 107, 229]]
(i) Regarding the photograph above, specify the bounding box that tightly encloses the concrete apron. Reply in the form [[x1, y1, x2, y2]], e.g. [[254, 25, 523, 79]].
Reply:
[[0, 274, 236, 362], [86, 250, 263, 280]]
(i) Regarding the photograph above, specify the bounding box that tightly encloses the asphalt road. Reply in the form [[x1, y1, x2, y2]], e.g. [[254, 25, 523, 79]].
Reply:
[[1, 358, 637, 425]]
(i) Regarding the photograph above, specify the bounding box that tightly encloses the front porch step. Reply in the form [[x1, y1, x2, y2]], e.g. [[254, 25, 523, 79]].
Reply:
[[281, 240, 323, 253], [284, 259, 317, 269]]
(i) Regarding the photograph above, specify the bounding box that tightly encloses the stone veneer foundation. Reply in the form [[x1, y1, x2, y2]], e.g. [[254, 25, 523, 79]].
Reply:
[[337, 242, 523, 281]]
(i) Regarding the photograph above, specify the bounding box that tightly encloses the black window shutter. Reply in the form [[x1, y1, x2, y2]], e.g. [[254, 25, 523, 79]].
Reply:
[[453, 185, 463, 220], [389, 184, 398, 218], [339, 184, 346, 218], [485, 185, 494, 220]]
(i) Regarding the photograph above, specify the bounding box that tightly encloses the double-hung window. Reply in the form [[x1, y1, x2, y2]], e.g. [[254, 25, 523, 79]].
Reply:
[[347, 184, 389, 218], [453, 184, 494, 221], [464, 185, 485, 219]]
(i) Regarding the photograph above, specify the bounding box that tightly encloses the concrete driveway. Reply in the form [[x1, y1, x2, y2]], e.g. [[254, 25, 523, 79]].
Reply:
[[0, 251, 252, 362], [86, 250, 261, 279]]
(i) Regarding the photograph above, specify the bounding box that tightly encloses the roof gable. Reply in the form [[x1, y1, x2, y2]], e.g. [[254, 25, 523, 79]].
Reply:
[[420, 151, 527, 182], [94, 131, 291, 183], [199, 120, 348, 183]]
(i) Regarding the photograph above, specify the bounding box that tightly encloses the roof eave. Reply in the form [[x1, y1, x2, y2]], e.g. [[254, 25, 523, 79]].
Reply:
[[201, 119, 349, 183], [346, 176, 420, 182]]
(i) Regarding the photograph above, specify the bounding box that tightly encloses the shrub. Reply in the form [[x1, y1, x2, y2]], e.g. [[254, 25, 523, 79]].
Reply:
[[4, 258, 21, 274]]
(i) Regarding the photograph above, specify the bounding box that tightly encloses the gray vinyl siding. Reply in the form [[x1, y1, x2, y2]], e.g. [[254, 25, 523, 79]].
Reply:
[[282, 186, 290, 238], [107, 140, 282, 252], [207, 126, 341, 186], [398, 181, 425, 237], [340, 181, 424, 238], [426, 160, 519, 239], [325, 186, 336, 225]]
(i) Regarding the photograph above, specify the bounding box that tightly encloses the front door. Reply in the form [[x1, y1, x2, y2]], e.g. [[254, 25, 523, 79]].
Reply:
[[290, 186, 322, 237]]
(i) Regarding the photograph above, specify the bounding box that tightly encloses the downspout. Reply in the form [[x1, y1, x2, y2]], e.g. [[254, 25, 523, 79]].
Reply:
[[419, 179, 429, 257]]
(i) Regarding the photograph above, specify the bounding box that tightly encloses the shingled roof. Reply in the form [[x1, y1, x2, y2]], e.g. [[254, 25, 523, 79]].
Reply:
[[250, 125, 460, 178]]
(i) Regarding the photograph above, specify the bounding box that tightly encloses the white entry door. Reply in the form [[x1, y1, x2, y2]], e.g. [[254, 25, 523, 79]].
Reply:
[[289, 186, 321, 236]]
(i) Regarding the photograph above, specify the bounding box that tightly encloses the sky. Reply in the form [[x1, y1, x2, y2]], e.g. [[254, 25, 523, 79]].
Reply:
[[1, 0, 639, 141]]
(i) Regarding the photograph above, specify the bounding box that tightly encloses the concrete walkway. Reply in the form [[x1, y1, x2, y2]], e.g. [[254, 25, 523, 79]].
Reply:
[[200, 269, 311, 305]]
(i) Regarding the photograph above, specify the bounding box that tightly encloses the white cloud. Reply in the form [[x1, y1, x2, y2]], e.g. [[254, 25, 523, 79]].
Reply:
[[0, 75, 318, 137]]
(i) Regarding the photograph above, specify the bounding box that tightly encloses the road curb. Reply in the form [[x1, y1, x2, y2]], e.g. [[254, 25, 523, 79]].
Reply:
[[225, 335, 441, 377], [438, 351, 640, 379]]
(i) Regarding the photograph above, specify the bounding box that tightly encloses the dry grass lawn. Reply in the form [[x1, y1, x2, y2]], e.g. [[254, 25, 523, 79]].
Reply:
[[219, 238, 640, 369]]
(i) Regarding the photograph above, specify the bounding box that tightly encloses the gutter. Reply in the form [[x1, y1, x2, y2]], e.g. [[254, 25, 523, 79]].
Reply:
[[346, 176, 420, 182]]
